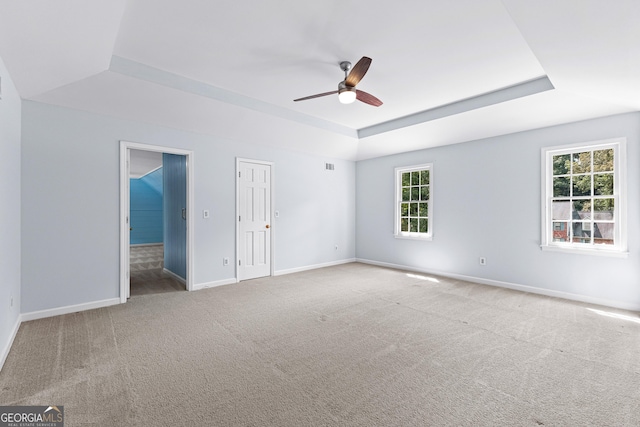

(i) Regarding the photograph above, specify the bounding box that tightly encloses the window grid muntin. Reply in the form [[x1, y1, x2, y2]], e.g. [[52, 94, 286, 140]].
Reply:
[[395, 164, 432, 239], [547, 142, 619, 248]]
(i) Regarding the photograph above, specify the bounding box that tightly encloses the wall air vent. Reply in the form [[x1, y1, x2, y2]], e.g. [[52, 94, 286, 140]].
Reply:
[[325, 163, 335, 171]]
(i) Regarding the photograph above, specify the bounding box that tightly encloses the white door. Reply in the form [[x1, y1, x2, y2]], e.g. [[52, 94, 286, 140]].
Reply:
[[238, 160, 272, 280], [125, 148, 131, 299]]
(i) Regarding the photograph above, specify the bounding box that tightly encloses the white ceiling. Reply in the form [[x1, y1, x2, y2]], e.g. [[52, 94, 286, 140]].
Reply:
[[130, 149, 162, 178], [0, 0, 638, 161]]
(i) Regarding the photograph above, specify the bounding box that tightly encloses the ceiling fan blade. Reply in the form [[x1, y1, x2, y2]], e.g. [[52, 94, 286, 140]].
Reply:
[[345, 56, 372, 87], [294, 90, 338, 102], [356, 90, 383, 107]]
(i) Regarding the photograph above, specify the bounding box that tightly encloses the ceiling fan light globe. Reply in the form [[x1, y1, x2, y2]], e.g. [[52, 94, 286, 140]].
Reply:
[[338, 88, 357, 104]]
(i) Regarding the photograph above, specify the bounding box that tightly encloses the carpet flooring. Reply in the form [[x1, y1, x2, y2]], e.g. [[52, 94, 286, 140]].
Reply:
[[130, 244, 164, 272], [129, 268, 185, 296], [1, 263, 639, 426], [129, 244, 185, 296]]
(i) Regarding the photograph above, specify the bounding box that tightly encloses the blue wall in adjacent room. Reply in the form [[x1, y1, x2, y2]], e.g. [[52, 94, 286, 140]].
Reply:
[[163, 154, 187, 279], [130, 167, 163, 244]]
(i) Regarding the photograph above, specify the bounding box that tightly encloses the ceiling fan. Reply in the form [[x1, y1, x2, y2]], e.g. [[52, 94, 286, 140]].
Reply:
[[294, 56, 383, 107]]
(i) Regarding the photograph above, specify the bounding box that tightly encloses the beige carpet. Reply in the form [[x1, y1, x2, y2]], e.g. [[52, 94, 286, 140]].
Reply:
[[130, 244, 164, 271], [1, 263, 639, 426], [129, 268, 185, 296]]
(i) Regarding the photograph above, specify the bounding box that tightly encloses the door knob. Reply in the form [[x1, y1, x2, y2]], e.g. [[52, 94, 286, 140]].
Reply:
[[266, 224, 270, 229]]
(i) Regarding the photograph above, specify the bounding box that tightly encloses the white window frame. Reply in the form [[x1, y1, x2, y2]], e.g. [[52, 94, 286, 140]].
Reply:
[[540, 138, 627, 257], [394, 163, 433, 240]]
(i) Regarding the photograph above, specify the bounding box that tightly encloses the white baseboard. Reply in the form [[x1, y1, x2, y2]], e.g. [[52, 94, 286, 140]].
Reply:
[[356, 258, 640, 312], [0, 316, 21, 372], [193, 278, 237, 291], [275, 258, 356, 276], [194, 258, 356, 287], [163, 268, 186, 284], [3, 298, 121, 371], [192, 259, 357, 288], [21, 298, 121, 322]]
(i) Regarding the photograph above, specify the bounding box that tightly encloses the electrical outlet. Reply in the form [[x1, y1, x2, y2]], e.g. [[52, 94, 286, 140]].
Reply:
[[479, 257, 487, 266], [335, 245, 338, 250], [223, 257, 229, 266], [203, 210, 210, 219]]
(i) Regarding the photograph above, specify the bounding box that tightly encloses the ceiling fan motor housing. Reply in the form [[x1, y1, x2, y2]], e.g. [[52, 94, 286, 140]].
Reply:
[[338, 81, 357, 104], [338, 81, 355, 91]]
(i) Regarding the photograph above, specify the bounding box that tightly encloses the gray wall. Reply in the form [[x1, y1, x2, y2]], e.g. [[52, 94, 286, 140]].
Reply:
[[356, 113, 640, 309], [15, 82, 639, 352], [20, 101, 356, 313], [0, 56, 21, 363]]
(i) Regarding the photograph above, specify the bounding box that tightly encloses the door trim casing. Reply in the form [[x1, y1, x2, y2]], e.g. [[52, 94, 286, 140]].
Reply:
[[235, 158, 275, 281], [120, 141, 195, 303]]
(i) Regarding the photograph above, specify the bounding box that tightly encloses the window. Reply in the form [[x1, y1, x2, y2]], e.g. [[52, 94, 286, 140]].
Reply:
[[541, 139, 627, 256], [395, 164, 432, 240]]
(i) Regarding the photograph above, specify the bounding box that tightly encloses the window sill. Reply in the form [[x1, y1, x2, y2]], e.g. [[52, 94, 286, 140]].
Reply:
[[540, 244, 628, 258], [395, 233, 432, 241]]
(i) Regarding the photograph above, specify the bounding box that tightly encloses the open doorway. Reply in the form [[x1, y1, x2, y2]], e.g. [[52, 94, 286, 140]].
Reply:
[[120, 141, 194, 302]]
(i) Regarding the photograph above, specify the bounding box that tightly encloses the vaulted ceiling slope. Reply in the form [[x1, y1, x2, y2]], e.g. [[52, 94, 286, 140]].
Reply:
[[1, 0, 638, 161]]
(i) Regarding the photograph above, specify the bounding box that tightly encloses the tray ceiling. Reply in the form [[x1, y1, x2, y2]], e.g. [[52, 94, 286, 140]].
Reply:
[[0, 0, 638, 160]]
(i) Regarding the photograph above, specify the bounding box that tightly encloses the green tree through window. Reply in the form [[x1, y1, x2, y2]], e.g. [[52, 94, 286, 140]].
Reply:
[[544, 140, 625, 254], [396, 164, 432, 239]]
